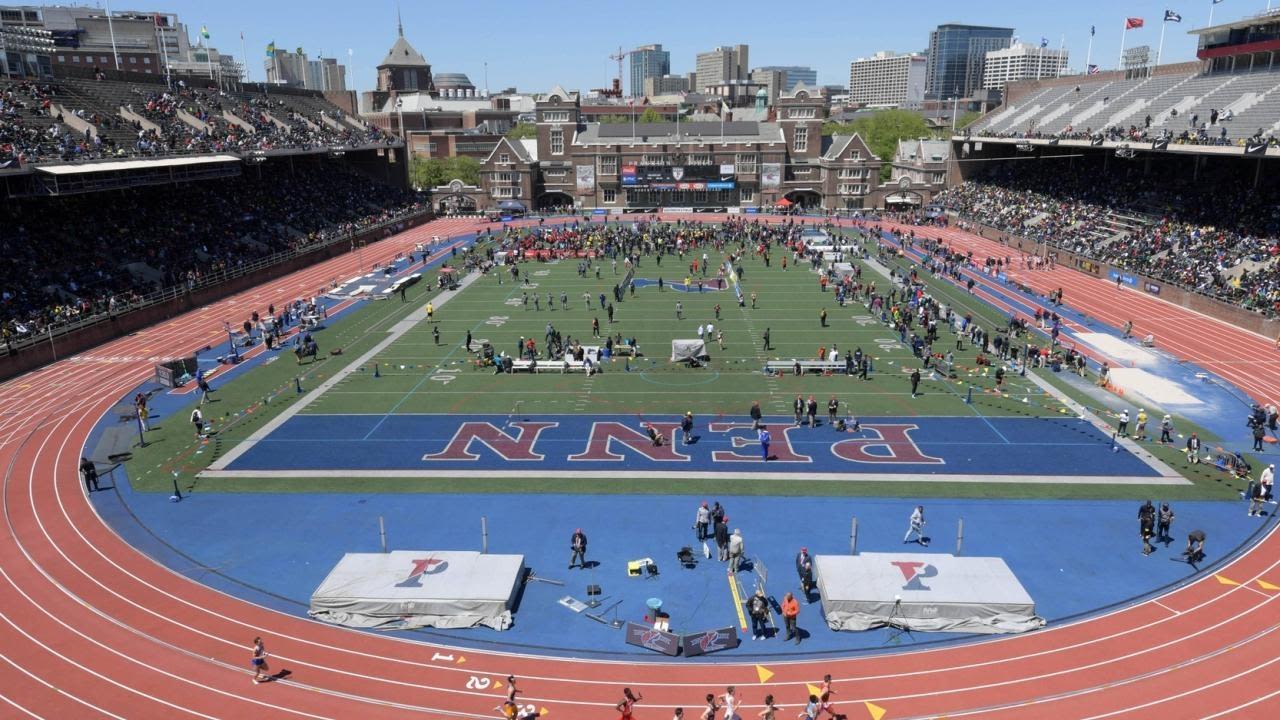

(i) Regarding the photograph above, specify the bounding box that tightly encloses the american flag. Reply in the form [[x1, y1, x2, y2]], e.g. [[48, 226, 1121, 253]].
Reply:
[[1088, 64, 1100, 75]]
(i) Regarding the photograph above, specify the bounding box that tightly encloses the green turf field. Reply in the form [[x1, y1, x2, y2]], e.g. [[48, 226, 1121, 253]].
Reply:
[[123, 225, 1246, 500]]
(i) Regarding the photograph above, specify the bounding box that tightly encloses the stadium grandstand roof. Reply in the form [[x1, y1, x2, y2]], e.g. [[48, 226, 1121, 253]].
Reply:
[[1187, 7, 1280, 36], [34, 155, 241, 176]]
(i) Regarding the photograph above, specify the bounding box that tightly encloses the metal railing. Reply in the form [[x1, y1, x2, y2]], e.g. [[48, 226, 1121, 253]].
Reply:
[[1, 207, 432, 358]]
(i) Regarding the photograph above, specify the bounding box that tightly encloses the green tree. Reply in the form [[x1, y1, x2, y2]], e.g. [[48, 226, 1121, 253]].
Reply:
[[822, 109, 931, 182], [505, 123, 537, 139], [638, 107, 664, 123], [410, 155, 481, 190]]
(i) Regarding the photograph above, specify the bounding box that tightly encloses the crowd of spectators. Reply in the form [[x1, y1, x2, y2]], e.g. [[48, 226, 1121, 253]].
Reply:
[[1, 81, 123, 165], [936, 163, 1280, 312], [0, 165, 425, 347], [2, 78, 391, 168], [972, 104, 1279, 150], [127, 85, 389, 156]]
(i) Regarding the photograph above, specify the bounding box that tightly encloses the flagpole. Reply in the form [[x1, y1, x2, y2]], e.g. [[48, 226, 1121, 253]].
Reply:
[[631, 100, 636, 141], [104, 0, 121, 71], [1208, 0, 1215, 27], [1085, 34, 1094, 75], [240, 31, 247, 86], [1157, 19, 1168, 66], [1057, 34, 1066, 77], [1118, 25, 1128, 71]]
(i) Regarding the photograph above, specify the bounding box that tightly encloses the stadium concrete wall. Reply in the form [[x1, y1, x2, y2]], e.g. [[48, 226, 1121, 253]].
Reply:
[[0, 213, 432, 382], [958, 217, 1280, 340]]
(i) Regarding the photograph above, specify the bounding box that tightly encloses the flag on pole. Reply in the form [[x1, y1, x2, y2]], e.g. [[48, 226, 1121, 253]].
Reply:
[[200, 25, 210, 40], [265, 41, 275, 58], [1040, 37, 1049, 47], [1091, 25, 1096, 36], [1125, 17, 1145, 29], [1212, 0, 1223, 4], [1087, 64, 1100, 74], [1164, 10, 1182, 22]]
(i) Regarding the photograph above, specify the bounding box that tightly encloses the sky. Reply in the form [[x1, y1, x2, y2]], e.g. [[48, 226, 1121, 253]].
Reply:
[[133, 0, 1268, 94]]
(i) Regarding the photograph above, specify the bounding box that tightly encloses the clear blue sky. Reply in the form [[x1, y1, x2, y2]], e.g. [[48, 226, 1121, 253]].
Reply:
[[150, 0, 1264, 93]]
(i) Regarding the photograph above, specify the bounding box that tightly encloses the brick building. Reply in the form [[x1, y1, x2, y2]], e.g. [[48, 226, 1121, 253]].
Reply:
[[479, 84, 884, 212]]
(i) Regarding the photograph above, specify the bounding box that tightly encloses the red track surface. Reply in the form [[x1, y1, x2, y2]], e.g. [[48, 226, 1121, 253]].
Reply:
[[1, 215, 1278, 719]]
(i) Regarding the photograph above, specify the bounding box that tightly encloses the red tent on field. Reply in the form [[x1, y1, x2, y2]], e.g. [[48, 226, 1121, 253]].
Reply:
[[776, 197, 793, 207]]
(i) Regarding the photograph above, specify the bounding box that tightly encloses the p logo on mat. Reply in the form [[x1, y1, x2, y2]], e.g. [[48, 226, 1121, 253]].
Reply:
[[891, 560, 938, 591], [396, 557, 448, 588]]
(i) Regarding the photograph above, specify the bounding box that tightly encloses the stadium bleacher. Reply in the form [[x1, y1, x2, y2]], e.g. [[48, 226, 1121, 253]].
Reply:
[[2, 75, 392, 167], [969, 66, 1280, 145], [0, 163, 424, 348], [937, 160, 1280, 313]]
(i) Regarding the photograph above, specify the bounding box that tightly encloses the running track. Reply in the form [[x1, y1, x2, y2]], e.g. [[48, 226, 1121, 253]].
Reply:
[[0, 213, 1278, 719]]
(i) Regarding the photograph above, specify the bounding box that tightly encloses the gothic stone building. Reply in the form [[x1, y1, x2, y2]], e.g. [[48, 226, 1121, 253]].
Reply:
[[480, 84, 886, 212]]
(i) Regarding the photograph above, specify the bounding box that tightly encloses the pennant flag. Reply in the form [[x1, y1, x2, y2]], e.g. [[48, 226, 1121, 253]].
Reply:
[[200, 24, 210, 40], [1125, 17, 1145, 29], [1164, 10, 1182, 23]]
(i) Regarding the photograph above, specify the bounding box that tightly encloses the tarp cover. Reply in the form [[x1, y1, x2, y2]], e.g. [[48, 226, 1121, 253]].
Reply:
[[671, 339, 707, 362], [815, 553, 1045, 634], [309, 551, 524, 631]]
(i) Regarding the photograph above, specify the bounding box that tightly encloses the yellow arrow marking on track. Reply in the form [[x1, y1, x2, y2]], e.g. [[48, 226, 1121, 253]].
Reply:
[[864, 701, 888, 720], [755, 665, 774, 683]]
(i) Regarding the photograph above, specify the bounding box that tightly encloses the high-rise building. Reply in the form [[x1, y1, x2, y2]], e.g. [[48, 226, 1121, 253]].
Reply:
[[750, 68, 785, 104], [848, 51, 926, 108], [643, 74, 689, 97], [925, 23, 1014, 98], [982, 44, 1068, 90], [629, 43, 669, 97], [694, 44, 748, 91], [267, 48, 307, 86], [755, 65, 816, 92]]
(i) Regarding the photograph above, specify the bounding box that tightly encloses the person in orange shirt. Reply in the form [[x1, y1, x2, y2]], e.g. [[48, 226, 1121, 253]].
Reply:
[[781, 592, 801, 645]]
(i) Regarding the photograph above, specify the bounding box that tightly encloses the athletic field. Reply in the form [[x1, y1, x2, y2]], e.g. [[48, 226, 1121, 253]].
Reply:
[[125, 223, 1239, 500]]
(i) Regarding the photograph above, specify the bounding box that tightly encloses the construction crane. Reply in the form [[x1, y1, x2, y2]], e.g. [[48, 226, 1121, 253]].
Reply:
[[607, 46, 632, 97]]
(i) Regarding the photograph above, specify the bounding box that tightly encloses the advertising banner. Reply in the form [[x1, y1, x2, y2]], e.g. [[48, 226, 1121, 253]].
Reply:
[[624, 622, 680, 656], [575, 165, 596, 194], [761, 163, 781, 190], [680, 626, 738, 657]]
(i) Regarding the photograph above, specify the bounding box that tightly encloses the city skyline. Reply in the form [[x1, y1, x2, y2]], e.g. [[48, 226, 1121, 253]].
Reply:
[[85, 0, 1253, 95]]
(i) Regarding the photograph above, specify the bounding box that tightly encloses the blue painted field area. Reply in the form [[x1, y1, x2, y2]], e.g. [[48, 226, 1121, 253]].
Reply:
[[95, 483, 1266, 660], [223, 413, 1160, 476]]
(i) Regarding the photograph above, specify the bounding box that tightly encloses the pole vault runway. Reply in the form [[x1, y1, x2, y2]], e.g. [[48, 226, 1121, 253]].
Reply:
[[0, 213, 1278, 718]]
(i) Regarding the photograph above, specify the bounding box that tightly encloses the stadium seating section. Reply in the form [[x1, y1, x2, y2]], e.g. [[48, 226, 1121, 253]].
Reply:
[[969, 67, 1280, 147], [2, 76, 389, 166], [0, 164, 423, 346], [937, 162, 1280, 313]]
